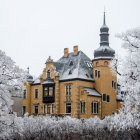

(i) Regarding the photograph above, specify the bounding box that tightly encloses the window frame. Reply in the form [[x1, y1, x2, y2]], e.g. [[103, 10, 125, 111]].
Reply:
[[66, 103, 71, 114], [65, 84, 72, 102], [23, 106, 26, 115], [80, 101, 86, 114], [91, 102, 99, 114], [23, 89, 26, 99], [95, 70, 98, 77], [107, 95, 110, 103], [98, 71, 100, 78], [34, 89, 38, 99], [102, 94, 106, 102], [34, 105, 38, 115]]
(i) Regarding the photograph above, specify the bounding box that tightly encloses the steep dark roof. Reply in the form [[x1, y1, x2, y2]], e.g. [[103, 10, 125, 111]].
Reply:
[[55, 51, 94, 81]]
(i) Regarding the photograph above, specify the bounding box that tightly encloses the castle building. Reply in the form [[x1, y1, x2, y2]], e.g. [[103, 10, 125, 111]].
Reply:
[[22, 13, 122, 119]]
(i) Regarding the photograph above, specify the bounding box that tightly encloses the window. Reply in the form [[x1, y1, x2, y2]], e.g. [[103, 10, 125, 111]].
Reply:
[[49, 87, 53, 96], [81, 101, 85, 113], [95, 70, 98, 77], [96, 62, 99, 66], [51, 104, 54, 114], [66, 103, 71, 113], [98, 71, 100, 78], [47, 104, 51, 114], [103, 94, 106, 101], [91, 102, 99, 114], [107, 95, 110, 102], [35, 89, 38, 99], [44, 87, 48, 96], [47, 70, 50, 78], [43, 104, 46, 113], [69, 60, 73, 66], [95, 70, 100, 78], [69, 70, 72, 75], [112, 81, 114, 88], [102, 94, 110, 102], [23, 90, 26, 99], [112, 80, 116, 89], [104, 61, 108, 66], [34, 105, 38, 114], [114, 82, 116, 89], [23, 106, 26, 115], [65, 84, 72, 102], [43, 86, 54, 96]]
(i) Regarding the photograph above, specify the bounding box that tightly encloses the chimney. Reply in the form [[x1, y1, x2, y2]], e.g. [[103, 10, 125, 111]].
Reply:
[[64, 48, 69, 57], [73, 45, 78, 55]]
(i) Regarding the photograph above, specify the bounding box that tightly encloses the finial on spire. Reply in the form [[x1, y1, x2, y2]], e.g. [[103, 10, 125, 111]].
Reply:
[[27, 67, 29, 74], [103, 8, 106, 25]]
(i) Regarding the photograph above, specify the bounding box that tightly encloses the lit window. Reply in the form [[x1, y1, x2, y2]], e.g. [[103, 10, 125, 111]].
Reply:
[[23, 90, 26, 99], [66, 103, 71, 113], [81, 101, 85, 113], [35, 89, 38, 99], [91, 102, 99, 114], [43, 86, 54, 96]]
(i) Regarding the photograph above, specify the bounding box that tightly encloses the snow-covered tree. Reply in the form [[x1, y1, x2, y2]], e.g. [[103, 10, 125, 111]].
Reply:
[[110, 27, 140, 130], [0, 50, 26, 137]]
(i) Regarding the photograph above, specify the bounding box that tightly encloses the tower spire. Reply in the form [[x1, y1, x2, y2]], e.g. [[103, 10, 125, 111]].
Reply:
[[103, 10, 106, 25], [27, 67, 29, 74]]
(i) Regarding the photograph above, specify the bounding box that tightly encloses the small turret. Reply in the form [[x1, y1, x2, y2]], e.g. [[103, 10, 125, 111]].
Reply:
[[26, 67, 33, 82]]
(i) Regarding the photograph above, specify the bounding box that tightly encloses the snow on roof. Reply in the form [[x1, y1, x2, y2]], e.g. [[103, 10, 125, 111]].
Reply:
[[84, 87, 101, 97], [32, 78, 40, 85], [55, 51, 94, 81], [42, 78, 55, 85]]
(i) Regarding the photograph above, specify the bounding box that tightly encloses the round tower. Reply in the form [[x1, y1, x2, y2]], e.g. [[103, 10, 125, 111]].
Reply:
[[93, 12, 117, 118]]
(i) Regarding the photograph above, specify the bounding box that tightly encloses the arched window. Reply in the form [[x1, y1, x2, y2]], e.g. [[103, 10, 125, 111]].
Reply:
[[47, 70, 50, 78], [104, 61, 108, 66], [96, 62, 99, 66]]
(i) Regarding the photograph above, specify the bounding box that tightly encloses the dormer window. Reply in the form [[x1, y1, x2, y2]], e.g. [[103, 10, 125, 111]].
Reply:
[[69, 70, 72, 75], [47, 70, 50, 78], [86, 74, 89, 78], [69, 60, 73, 66]]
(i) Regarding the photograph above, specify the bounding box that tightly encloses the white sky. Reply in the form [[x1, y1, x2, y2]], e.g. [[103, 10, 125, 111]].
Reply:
[[0, 0, 140, 76]]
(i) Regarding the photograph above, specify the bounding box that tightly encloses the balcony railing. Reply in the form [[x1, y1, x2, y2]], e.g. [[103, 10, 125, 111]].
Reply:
[[43, 96, 54, 103]]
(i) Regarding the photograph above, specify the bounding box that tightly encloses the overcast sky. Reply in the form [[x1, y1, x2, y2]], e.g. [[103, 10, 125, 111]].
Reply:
[[0, 0, 140, 76]]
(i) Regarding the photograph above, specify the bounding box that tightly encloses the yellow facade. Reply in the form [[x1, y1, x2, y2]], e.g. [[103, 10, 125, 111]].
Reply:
[[22, 48, 122, 119]]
